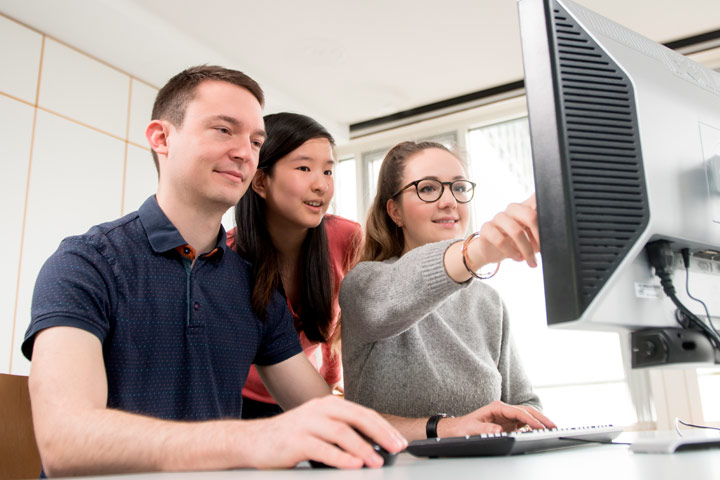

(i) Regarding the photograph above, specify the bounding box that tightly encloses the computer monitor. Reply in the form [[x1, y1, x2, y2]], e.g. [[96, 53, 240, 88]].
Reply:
[[518, 0, 720, 366]]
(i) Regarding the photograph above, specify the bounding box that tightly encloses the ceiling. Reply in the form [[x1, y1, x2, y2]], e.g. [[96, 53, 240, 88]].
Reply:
[[2, 0, 720, 142]]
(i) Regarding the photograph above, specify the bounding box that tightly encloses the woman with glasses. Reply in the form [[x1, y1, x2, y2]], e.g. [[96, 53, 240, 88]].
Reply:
[[339, 141, 554, 439]]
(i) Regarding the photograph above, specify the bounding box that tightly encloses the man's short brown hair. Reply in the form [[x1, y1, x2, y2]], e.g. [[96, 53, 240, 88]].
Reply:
[[149, 65, 264, 170]]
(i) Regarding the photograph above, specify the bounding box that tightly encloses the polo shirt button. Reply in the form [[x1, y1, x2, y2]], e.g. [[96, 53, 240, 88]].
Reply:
[[194, 302, 200, 310]]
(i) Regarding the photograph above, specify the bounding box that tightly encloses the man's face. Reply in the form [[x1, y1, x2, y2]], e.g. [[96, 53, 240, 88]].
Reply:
[[161, 80, 265, 211]]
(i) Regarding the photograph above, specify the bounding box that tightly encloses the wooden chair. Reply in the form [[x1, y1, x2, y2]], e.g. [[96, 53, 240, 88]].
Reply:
[[0, 373, 42, 480]]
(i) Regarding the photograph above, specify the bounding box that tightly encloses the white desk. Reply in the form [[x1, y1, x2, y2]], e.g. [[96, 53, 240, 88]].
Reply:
[[62, 433, 720, 480]]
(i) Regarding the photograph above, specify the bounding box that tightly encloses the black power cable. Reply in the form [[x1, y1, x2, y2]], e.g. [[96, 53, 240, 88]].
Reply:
[[680, 248, 720, 340], [645, 241, 720, 349]]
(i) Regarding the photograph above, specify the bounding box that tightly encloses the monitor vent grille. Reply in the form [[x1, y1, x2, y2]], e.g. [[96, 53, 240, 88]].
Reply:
[[552, 5, 649, 306]]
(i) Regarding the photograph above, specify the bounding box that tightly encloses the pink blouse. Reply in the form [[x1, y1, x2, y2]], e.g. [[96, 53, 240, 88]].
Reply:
[[226, 214, 362, 404]]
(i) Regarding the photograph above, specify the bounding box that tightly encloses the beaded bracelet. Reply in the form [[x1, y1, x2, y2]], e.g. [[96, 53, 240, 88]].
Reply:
[[461, 232, 500, 280]]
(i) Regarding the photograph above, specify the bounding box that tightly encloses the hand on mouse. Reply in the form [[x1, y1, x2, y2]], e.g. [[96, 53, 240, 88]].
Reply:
[[243, 395, 406, 469]]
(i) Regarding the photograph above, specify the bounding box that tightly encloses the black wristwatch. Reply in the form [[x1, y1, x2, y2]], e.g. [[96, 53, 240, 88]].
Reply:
[[426, 413, 452, 438]]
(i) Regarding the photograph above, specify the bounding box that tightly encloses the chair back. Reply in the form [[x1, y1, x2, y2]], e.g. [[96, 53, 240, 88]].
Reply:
[[0, 373, 42, 480]]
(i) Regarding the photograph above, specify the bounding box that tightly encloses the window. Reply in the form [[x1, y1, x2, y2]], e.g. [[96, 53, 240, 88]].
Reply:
[[363, 148, 388, 209], [418, 131, 458, 150], [698, 367, 720, 423], [330, 156, 359, 222]]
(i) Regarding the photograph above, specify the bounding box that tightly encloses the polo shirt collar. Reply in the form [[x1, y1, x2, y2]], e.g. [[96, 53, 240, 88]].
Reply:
[[138, 195, 227, 260]]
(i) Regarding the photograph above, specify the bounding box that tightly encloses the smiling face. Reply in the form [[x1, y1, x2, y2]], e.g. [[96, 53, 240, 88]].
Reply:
[[253, 137, 335, 232], [387, 147, 471, 254], [157, 80, 266, 213]]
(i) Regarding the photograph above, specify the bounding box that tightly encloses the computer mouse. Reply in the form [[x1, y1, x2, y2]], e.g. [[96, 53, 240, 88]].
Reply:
[[361, 434, 398, 467], [308, 430, 398, 468]]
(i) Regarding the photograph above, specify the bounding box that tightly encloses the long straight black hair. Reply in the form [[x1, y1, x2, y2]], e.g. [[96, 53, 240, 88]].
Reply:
[[234, 112, 335, 343]]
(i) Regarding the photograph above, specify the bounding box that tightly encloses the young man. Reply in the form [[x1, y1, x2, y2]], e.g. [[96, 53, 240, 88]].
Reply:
[[22, 66, 405, 476]]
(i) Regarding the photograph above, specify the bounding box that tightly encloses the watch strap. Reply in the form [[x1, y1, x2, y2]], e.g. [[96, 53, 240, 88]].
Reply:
[[426, 413, 449, 438]]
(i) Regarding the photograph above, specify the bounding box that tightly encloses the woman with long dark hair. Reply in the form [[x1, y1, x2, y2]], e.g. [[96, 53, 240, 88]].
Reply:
[[228, 112, 361, 419]]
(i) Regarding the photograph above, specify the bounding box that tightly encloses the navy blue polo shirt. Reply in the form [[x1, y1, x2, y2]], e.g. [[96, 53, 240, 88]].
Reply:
[[23, 195, 302, 421]]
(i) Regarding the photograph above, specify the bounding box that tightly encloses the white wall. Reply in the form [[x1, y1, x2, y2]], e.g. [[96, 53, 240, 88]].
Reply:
[[0, 14, 159, 375]]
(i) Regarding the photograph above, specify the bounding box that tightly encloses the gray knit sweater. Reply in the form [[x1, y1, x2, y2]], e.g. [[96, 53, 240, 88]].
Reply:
[[339, 239, 540, 418]]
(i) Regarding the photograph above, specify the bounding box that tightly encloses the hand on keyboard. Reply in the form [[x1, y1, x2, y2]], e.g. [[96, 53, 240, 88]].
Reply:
[[437, 401, 557, 438]]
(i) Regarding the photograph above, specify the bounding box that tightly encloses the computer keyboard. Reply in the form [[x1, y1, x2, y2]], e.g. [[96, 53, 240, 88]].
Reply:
[[406, 425, 623, 457]]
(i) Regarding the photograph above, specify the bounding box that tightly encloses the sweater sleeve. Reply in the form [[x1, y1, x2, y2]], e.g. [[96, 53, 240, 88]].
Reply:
[[339, 239, 470, 343], [497, 301, 542, 409]]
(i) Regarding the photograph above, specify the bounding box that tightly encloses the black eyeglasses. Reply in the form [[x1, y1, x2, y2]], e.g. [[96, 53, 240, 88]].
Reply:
[[392, 178, 476, 203]]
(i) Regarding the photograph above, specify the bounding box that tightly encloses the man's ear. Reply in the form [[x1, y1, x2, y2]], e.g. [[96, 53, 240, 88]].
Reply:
[[251, 170, 268, 199], [146, 120, 170, 158], [386, 198, 403, 228]]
